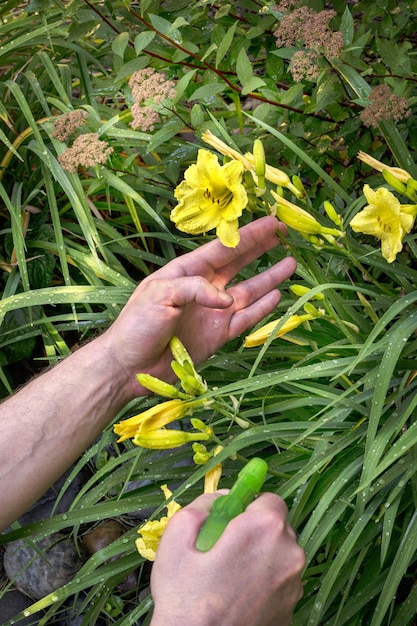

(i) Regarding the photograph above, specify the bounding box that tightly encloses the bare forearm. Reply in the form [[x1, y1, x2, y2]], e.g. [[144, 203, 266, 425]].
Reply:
[[0, 334, 130, 530]]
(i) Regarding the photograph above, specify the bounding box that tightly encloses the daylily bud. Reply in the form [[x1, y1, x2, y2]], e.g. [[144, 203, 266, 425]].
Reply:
[[290, 284, 324, 300], [290, 284, 310, 297], [271, 191, 344, 238], [181, 374, 208, 396], [323, 200, 343, 227], [406, 178, 417, 202], [244, 312, 317, 348], [133, 428, 210, 449], [192, 443, 211, 464], [303, 302, 321, 317], [307, 234, 324, 246], [191, 418, 213, 436], [170, 336, 207, 395], [170, 360, 188, 381], [253, 139, 266, 188], [136, 373, 191, 399], [291, 175, 307, 198], [382, 169, 407, 195], [170, 336, 191, 367]]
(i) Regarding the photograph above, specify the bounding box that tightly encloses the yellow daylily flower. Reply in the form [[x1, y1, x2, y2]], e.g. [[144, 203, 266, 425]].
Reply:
[[171, 149, 247, 248], [271, 191, 344, 238], [133, 427, 211, 449], [244, 312, 317, 348], [113, 399, 192, 442], [136, 484, 181, 561], [349, 184, 416, 263], [357, 151, 412, 184]]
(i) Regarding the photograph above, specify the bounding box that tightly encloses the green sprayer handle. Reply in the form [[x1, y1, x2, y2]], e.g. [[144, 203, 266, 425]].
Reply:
[[195, 457, 268, 552]]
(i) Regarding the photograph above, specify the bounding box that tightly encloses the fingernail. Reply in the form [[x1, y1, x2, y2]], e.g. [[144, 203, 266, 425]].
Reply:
[[219, 291, 233, 303]]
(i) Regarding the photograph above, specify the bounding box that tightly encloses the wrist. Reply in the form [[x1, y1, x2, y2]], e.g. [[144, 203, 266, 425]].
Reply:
[[79, 333, 136, 409]]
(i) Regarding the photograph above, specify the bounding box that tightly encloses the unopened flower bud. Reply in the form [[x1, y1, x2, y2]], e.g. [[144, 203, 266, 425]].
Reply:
[[181, 374, 208, 396], [323, 200, 343, 227], [136, 373, 191, 399], [191, 418, 213, 436], [271, 191, 343, 237], [192, 443, 211, 464], [291, 175, 307, 198], [170, 336, 191, 367], [253, 139, 266, 188], [303, 302, 322, 317], [406, 178, 417, 202], [290, 284, 324, 300], [133, 428, 210, 449], [382, 169, 407, 195]]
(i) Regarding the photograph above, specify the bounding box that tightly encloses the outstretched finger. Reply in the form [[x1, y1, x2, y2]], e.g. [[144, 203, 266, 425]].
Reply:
[[227, 256, 297, 310], [160, 216, 288, 282]]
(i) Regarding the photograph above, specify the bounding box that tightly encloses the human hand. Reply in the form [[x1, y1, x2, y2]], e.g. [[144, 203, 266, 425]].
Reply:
[[101, 216, 296, 400], [150, 491, 305, 626]]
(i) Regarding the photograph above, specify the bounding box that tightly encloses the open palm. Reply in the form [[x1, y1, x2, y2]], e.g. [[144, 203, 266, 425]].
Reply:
[[104, 216, 296, 399]]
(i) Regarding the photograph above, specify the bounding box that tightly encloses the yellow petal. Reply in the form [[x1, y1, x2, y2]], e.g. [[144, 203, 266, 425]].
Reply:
[[113, 399, 191, 442], [380, 233, 402, 263], [161, 484, 182, 517], [136, 518, 167, 561], [135, 484, 181, 561], [216, 218, 240, 247], [204, 445, 224, 494]]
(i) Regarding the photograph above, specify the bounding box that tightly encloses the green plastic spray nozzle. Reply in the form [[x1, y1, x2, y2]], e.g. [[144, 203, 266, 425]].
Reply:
[[196, 457, 268, 552]]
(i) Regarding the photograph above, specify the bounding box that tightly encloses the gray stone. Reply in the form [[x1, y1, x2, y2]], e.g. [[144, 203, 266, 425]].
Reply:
[[3, 532, 85, 600], [0, 588, 44, 625]]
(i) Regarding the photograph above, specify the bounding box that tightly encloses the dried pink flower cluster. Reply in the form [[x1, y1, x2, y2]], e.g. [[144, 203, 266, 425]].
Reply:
[[51, 110, 88, 142], [274, 5, 344, 81], [360, 85, 411, 128], [128, 68, 176, 131], [274, 0, 300, 10], [58, 133, 113, 172]]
